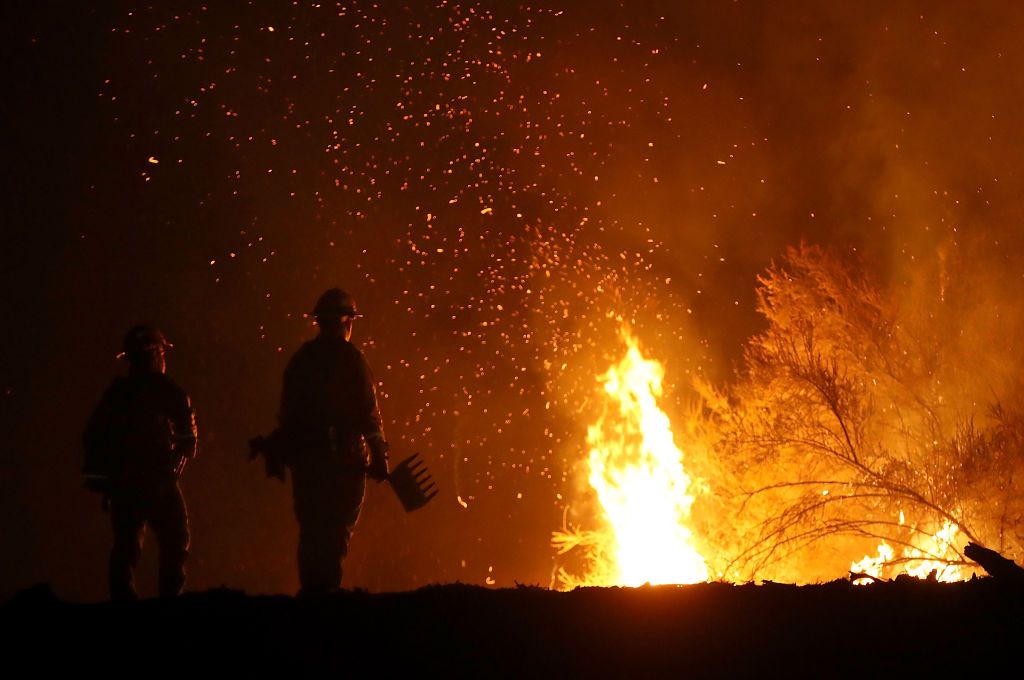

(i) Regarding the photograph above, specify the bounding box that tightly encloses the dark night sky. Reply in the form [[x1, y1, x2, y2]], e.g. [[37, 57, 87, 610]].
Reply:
[[3, 1, 1024, 600]]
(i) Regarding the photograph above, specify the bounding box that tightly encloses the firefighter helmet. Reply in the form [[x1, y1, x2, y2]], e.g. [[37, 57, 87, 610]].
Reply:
[[119, 324, 173, 359], [311, 288, 362, 318]]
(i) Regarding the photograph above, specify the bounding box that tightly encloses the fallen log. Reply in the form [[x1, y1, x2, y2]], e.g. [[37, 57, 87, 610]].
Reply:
[[964, 542, 1024, 582]]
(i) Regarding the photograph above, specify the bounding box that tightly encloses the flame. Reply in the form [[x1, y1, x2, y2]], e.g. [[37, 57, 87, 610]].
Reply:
[[562, 328, 709, 587], [850, 519, 970, 583]]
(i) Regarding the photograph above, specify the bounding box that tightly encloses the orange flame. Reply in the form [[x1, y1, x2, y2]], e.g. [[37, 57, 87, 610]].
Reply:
[[850, 516, 973, 583], [555, 328, 709, 587]]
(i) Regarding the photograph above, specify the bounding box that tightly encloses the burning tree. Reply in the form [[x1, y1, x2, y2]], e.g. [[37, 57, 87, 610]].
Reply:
[[707, 244, 1024, 582]]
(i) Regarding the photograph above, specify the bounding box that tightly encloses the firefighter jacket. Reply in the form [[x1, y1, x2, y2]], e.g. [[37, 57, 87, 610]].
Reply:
[[83, 373, 197, 491], [279, 334, 384, 464]]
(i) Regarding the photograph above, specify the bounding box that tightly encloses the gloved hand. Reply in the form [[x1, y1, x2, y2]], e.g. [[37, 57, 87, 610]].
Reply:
[[367, 439, 390, 482]]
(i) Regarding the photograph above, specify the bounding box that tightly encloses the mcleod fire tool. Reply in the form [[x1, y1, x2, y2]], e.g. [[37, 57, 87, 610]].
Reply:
[[387, 452, 438, 512]]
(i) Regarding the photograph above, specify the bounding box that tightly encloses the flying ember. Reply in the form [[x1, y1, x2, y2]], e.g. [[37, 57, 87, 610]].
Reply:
[[577, 328, 709, 587]]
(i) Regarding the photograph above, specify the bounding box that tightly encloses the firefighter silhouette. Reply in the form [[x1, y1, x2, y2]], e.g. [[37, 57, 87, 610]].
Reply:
[[276, 288, 390, 596], [82, 324, 197, 601]]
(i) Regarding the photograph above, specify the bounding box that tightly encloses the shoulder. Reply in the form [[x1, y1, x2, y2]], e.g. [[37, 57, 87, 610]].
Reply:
[[341, 339, 365, 359], [286, 339, 322, 369], [338, 340, 370, 370], [155, 374, 192, 405], [305, 336, 363, 358], [286, 336, 365, 370], [101, 376, 134, 402]]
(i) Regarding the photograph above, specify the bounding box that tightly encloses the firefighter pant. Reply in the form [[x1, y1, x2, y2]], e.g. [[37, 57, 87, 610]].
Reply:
[[108, 482, 190, 601], [291, 459, 366, 595]]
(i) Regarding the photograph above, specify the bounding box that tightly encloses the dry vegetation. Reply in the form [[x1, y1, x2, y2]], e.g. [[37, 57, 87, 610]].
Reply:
[[691, 244, 1024, 582]]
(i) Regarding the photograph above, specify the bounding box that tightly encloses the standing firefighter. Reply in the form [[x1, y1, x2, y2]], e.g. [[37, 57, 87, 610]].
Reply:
[[274, 288, 390, 596], [82, 325, 197, 601]]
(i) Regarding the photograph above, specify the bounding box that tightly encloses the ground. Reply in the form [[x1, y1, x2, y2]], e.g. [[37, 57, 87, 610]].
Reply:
[[2, 578, 1020, 677]]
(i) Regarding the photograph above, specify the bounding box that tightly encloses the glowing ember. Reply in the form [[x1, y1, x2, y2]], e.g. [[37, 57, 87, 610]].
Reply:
[[557, 328, 709, 587], [850, 518, 971, 584]]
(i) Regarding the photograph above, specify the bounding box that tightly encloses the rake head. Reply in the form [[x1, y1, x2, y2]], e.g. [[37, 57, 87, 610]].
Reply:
[[388, 452, 438, 513]]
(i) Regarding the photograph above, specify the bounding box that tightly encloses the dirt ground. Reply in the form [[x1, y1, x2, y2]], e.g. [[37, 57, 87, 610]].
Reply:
[[3, 578, 1020, 677]]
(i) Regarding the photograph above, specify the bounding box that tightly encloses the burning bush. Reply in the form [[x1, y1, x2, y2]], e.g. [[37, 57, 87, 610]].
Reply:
[[553, 242, 1024, 587], [705, 244, 1024, 582]]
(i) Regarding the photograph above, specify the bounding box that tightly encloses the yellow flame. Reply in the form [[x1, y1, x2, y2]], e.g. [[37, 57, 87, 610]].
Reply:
[[582, 329, 709, 586], [850, 519, 969, 583]]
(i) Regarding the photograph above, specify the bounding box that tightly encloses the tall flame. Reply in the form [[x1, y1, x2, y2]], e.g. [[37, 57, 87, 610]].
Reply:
[[578, 329, 709, 586]]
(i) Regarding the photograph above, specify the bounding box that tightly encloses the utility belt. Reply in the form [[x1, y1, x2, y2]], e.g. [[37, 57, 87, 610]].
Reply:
[[286, 425, 367, 466]]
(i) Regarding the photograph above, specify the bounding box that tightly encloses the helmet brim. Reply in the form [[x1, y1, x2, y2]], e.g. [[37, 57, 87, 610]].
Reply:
[[308, 310, 363, 319], [115, 341, 172, 360]]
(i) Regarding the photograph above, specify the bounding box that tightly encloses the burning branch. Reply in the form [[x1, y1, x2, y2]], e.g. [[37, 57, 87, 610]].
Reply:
[[705, 245, 1023, 583]]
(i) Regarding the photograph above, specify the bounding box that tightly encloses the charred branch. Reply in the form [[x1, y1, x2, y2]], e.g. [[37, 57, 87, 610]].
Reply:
[[964, 543, 1024, 583]]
